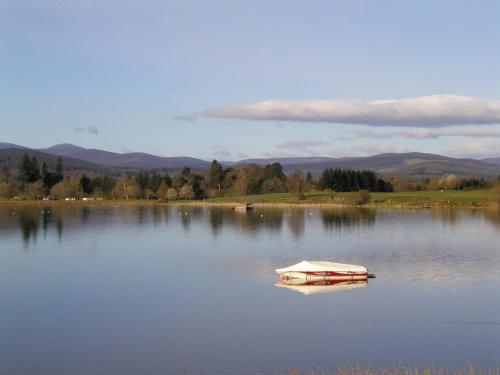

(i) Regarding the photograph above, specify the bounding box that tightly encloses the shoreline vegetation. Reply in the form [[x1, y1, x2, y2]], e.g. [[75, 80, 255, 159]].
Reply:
[[1, 154, 499, 209], [1, 190, 499, 209]]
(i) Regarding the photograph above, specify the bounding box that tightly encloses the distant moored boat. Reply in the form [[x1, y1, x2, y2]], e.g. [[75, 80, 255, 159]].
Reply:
[[231, 203, 254, 211]]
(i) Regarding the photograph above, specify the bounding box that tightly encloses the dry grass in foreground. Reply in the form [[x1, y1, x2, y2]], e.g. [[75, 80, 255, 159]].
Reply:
[[284, 367, 499, 375]]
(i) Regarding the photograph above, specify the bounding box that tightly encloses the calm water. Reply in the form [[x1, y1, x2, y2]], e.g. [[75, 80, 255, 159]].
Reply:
[[1, 204, 500, 374]]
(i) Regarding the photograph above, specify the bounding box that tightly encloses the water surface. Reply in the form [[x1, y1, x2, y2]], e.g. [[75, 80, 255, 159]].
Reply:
[[1, 204, 500, 374]]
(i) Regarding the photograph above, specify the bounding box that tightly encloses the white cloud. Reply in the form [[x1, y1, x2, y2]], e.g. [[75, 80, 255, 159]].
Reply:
[[235, 152, 249, 159], [173, 114, 197, 122], [75, 125, 98, 135], [202, 95, 500, 127], [274, 139, 329, 156], [276, 140, 329, 149], [263, 144, 411, 159], [87, 125, 98, 135], [211, 146, 233, 160], [446, 140, 500, 159], [353, 126, 500, 139], [332, 144, 411, 157], [121, 146, 134, 153]]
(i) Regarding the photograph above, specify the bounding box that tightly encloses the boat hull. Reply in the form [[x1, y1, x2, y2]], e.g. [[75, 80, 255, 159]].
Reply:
[[279, 271, 368, 282]]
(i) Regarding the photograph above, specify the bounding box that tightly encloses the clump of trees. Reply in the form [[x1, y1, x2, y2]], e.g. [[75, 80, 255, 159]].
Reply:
[[318, 168, 393, 192], [456, 177, 490, 190], [15, 154, 65, 199]]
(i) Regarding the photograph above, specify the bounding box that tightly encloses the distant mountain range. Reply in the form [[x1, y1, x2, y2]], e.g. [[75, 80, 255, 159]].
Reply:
[[481, 157, 500, 165], [1, 142, 500, 178], [41, 143, 209, 170]]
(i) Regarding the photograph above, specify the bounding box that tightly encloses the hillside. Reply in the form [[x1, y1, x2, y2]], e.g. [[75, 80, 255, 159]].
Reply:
[[0, 149, 135, 176], [40, 143, 210, 170], [482, 157, 500, 166], [1, 142, 500, 177], [263, 153, 500, 177], [0, 142, 26, 150]]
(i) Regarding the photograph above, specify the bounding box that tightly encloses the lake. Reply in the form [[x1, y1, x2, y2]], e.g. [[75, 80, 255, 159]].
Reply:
[[1, 204, 500, 374]]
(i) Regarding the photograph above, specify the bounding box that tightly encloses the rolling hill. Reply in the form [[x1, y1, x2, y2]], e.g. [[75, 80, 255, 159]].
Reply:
[[275, 153, 500, 177], [1, 142, 499, 177], [40, 143, 210, 170], [0, 148, 128, 176], [482, 157, 500, 166]]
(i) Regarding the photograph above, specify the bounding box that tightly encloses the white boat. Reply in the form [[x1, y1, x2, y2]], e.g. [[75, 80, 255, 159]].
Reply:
[[275, 260, 368, 281], [232, 203, 253, 211], [276, 279, 367, 295]]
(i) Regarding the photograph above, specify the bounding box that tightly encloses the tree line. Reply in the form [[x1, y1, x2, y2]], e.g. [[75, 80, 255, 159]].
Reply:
[[389, 175, 498, 192], [6, 153, 494, 200]]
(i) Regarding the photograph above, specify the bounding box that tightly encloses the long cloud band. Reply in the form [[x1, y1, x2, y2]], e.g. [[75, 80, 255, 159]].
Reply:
[[202, 95, 500, 128]]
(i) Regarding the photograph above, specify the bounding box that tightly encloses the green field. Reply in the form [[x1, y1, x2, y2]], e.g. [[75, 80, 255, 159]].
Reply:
[[207, 189, 500, 208]]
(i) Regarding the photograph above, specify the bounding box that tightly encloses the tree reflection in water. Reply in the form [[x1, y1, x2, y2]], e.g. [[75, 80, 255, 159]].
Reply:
[[321, 207, 376, 232], [18, 207, 40, 246], [286, 209, 305, 238], [1, 204, 499, 248], [230, 208, 283, 234], [209, 207, 224, 236]]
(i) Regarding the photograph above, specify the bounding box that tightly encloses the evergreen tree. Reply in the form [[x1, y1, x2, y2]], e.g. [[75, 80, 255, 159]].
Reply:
[[263, 163, 285, 181], [208, 160, 224, 190], [41, 161, 56, 190], [55, 157, 63, 176], [148, 173, 163, 192], [41, 161, 49, 184], [135, 172, 149, 197], [18, 154, 32, 184], [31, 157, 40, 182], [318, 167, 391, 192], [18, 154, 41, 184], [162, 174, 172, 188], [52, 156, 64, 186], [80, 175, 93, 195]]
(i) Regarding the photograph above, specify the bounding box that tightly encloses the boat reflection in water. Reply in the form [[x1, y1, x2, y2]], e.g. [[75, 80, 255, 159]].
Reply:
[[276, 279, 368, 295]]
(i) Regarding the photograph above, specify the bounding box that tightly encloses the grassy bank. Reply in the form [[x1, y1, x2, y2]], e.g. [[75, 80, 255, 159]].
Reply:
[[1, 189, 499, 208], [206, 189, 500, 208]]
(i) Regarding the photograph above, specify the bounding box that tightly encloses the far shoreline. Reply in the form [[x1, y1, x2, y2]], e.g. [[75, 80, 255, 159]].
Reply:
[[1, 190, 499, 210]]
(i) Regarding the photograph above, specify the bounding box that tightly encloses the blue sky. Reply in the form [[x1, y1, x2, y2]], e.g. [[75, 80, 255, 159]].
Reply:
[[2, 0, 500, 160]]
